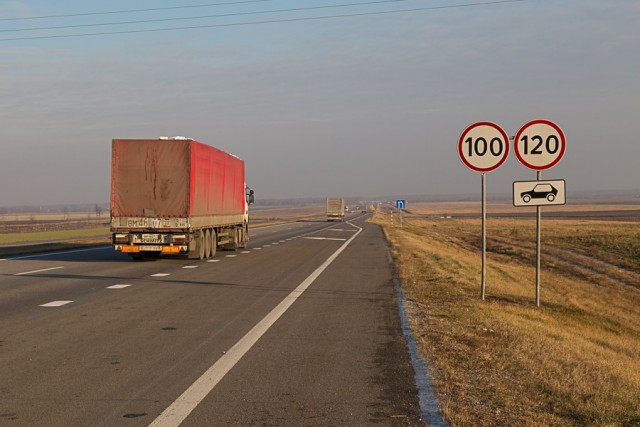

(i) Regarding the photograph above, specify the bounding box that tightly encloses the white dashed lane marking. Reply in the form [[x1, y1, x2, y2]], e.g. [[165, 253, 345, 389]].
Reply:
[[207, 259, 220, 263], [182, 266, 198, 269], [107, 284, 131, 289], [226, 255, 237, 258], [151, 273, 171, 277], [14, 266, 64, 276], [40, 301, 73, 307], [241, 251, 251, 254]]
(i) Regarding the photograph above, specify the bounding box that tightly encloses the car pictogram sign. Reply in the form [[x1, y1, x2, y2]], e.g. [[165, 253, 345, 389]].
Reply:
[[513, 180, 566, 207]]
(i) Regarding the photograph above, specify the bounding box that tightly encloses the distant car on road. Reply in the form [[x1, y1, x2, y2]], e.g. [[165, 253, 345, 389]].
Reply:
[[520, 183, 558, 203]]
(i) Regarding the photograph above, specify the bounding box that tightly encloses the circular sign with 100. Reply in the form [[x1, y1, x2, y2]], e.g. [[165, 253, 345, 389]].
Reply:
[[458, 121, 510, 173]]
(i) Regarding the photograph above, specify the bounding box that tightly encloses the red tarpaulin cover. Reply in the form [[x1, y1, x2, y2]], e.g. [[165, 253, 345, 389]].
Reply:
[[111, 139, 245, 218]]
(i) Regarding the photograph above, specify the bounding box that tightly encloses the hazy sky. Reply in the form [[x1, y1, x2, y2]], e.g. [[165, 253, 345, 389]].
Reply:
[[1, 0, 638, 206]]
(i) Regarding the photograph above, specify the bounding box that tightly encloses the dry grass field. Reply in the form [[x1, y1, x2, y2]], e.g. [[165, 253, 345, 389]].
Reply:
[[375, 202, 640, 426], [0, 227, 111, 245], [250, 203, 326, 224], [0, 213, 110, 245], [406, 200, 640, 216]]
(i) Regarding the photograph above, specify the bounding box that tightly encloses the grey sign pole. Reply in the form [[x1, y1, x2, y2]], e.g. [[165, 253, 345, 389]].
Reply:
[[458, 121, 510, 301], [513, 178, 566, 307], [481, 172, 487, 300], [514, 119, 566, 308], [535, 171, 541, 307]]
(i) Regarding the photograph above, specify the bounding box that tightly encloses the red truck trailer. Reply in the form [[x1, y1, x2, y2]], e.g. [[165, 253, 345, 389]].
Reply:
[[110, 137, 254, 259]]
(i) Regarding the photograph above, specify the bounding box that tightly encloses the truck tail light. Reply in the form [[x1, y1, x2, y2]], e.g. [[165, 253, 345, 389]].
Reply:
[[114, 234, 129, 244], [172, 235, 187, 244]]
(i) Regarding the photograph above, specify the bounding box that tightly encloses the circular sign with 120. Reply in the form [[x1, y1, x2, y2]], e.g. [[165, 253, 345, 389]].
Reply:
[[514, 119, 566, 171]]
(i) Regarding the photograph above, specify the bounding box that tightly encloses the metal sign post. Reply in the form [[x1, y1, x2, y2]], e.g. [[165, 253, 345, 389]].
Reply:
[[535, 171, 542, 307], [395, 199, 406, 228], [458, 122, 510, 300], [481, 172, 487, 300], [514, 119, 566, 307]]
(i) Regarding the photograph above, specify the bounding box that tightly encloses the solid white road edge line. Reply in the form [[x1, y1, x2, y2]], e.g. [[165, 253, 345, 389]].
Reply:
[[149, 219, 364, 427], [14, 266, 64, 276], [303, 237, 347, 241]]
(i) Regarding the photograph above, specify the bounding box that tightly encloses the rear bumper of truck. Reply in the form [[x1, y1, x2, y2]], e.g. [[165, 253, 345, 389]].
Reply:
[[112, 229, 189, 255], [114, 244, 188, 254]]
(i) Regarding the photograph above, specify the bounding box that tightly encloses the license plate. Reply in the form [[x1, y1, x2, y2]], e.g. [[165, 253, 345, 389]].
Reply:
[[141, 234, 162, 244], [140, 245, 162, 251]]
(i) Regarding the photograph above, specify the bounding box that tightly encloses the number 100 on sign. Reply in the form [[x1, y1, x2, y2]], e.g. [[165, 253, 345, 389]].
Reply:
[[458, 122, 510, 173]]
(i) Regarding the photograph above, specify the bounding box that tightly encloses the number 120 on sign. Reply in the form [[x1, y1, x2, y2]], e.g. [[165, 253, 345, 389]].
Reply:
[[514, 119, 566, 171]]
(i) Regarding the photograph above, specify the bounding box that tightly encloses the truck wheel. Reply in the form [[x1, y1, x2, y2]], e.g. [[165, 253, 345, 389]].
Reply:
[[205, 229, 212, 258], [226, 228, 239, 251], [238, 226, 247, 249], [210, 229, 217, 257], [198, 230, 206, 259], [189, 230, 206, 259]]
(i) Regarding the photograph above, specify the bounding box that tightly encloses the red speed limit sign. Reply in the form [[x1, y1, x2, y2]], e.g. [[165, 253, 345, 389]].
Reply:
[[514, 119, 566, 170], [458, 121, 510, 172]]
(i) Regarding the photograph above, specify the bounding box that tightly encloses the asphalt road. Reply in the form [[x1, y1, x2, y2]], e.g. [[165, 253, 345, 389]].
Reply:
[[0, 214, 424, 426]]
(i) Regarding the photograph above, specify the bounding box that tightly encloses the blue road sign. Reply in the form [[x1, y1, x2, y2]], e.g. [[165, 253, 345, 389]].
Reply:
[[395, 199, 407, 209]]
